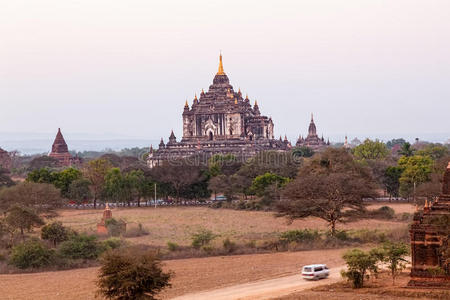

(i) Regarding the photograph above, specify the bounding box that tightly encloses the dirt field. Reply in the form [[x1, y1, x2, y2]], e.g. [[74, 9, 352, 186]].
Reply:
[[0, 248, 349, 300], [55, 203, 414, 247]]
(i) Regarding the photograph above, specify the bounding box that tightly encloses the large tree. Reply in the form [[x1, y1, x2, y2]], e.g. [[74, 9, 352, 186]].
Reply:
[[353, 139, 389, 160], [5, 205, 45, 240], [277, 148, 377, 235], [84, 159, 111, 208], [0, 182, 62, 216]]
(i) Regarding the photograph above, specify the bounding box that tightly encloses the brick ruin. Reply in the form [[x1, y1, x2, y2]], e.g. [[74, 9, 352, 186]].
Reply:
[[409, 161, 450, 287], [0, 148, 12, 171]]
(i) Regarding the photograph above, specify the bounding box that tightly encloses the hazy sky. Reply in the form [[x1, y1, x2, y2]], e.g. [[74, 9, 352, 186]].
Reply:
[[1, 0, 449, 144]]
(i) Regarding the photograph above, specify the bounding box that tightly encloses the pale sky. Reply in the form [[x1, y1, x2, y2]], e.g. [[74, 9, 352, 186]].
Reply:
[[1, 0, 449, 145]]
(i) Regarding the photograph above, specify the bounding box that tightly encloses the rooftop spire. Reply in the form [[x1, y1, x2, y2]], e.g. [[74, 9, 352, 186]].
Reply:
[[217, 53, 225, 75], [311, 113, 314, 122]]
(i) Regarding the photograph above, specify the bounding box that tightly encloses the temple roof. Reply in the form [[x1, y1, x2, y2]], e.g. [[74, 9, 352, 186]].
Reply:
[[51, 128, 69, 154]]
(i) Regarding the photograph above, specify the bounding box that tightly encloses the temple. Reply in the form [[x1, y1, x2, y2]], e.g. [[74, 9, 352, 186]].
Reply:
[[295, 114, 329, 150], [48, 128, 81, 166], [409, 161, 450, 287], [148, 54, 290, 167]]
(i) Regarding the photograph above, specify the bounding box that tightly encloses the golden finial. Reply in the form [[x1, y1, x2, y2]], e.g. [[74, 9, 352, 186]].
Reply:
[[201, 88, 204, 94], [424, 199, 428, 208], [254, 100, 258, 106], [105, 203, 110, 210], [238, 88, 241, 94], [217, 53, 225, 75], [185, 99, 188, 107], [194, 93, 198, 100], [234, 98, 238, 104], [245, 94, 248, 100]]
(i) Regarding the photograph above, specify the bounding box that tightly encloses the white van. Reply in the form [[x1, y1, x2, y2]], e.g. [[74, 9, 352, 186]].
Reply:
[[301, 264, 329, 280]]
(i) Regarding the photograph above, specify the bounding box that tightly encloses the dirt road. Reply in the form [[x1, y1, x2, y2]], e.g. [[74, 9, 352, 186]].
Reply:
[[172, 267, 343, 300]]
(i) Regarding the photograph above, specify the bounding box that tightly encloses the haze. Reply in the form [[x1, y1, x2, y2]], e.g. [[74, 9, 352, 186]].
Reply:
[[1, 0, 449, 149]]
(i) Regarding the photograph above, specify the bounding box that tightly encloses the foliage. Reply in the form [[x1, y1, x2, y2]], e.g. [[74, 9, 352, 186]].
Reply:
[[0, 182, 62, 215], [67, 178, 92, 204], [167, 242, 179, 252], [279, 229, 320, 244], [41, 221, 70, 247], [237, 151, 301, 180], [278, 148, 377, 235], [97, 248, 172, 300], [9, 239, 55, 269], [105, 218, 127, 237], [386, 138, 406, 149], [28, 156, 59, 170], [191, 229, 217, 249], [251, 172, 289, 202], [222, 238, 237, 253], [341, 248, 380, 288], [383, 166, 403, 198], [398, 155, 433, 198], [0, 168, 15, 187], [208, 154, 241, 177], [84, 159, 112, 208], [58, 234, 104, 260], [5, 206, 45, 239], [377, 241, 409, 284], [370, 206, 395, 219], [292, 146, 314, 158], [398, 142, 414, 157], [353, 139, 389, 160], [102, 237, 124, 251], [208, 174, 243, 201]]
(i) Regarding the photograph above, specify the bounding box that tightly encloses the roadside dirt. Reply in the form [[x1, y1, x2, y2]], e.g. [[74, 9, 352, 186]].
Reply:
[[0, 248, 348, 299]]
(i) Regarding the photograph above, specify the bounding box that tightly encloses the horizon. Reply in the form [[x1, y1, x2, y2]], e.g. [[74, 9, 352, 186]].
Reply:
[[2, 0, 449, 146]]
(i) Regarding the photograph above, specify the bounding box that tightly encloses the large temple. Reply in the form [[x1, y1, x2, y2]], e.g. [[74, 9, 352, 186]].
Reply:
[[48, 128, 81, 166], [409, 161, 450, 287], [148, 55, 290, 167], [296, 114, 329, 150]]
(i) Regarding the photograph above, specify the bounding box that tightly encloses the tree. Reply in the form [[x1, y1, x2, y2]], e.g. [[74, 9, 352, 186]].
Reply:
[[97, 248, 172, 300], [398, 155, 433, 202], [386, 138, 406, 149], [41, 221, 69, 247], [383, 166, 403, 199], [378, 242, 409, 285], [5, 206, 45, 240], [278, 148, 377, 235], [28, 156, 59, 170], [352, 139, 389, 160], [52, 168, 82, 198], [398, 142, 414, 157], [0, 182, 62, 215], [292, 146, 314, 158], [9, 239, 55, 269], [251, 172, 289, 204], [208, 174, 242, 201], [67, 178, 92, 204], [0, 168, 14, 187], [84, 159, 112, 208], [341, 249, 379, 288]]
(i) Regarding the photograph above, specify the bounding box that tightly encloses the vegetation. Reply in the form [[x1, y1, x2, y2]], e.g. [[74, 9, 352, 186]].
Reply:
[[58, 234, 103, 260], [41, 221, 70, 247], [191, 229, 217, 249], [341, 248, 379, 288], [9, 239, 55, 269], [97, 248, 172, 300]]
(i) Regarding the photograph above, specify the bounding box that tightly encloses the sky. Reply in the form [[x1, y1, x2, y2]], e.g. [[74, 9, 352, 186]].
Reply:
[[1, 0, 449, 151]]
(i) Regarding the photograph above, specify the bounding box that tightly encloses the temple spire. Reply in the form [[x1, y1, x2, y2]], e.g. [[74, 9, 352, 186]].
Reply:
[[217, 53, 225, 75], [311, 113, 314, 122]]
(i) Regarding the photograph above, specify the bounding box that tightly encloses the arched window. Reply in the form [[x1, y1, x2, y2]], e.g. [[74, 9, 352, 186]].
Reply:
[[209, 132, 213, 140]]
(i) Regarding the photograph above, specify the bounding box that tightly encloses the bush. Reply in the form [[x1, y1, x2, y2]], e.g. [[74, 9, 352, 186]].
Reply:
[[9, 239, 55, 269], [105, 218, 126, 237], [58, 234, 103, 259], [223, 238, 237, 253], [41, 222, 69, 247], [341, 248, 380, 288], [191, 229, 217, 249], [97, 248, 172, 300], [167, 242, 179, 252], [102, 237, 123, 250], [123, 223, 149, 238], [370, 206, 395, 219], [279, 229, 320, 244]]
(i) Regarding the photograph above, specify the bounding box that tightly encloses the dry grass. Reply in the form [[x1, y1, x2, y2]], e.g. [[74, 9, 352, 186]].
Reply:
[[54, 203, 414, 247]]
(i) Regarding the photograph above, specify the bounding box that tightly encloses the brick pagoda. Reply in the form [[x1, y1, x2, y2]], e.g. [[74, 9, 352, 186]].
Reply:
[[48, 128, 81, 166], [409, 161, 450, 287]]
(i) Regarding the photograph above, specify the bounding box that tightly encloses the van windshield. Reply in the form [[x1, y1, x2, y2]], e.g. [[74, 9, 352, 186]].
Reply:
[[303, 267, 312, 272]]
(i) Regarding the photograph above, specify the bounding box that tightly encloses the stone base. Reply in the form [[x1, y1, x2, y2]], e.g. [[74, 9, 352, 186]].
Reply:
[[408, 276, 450, 288]]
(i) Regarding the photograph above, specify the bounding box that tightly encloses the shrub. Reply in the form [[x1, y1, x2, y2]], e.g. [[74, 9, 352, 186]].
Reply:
[[341, 248, 380, 288], [97, 248, 172, 300], [223, 238, 237, 253], [9, 239, 55, 269], [279, 229, 320, 244], [58, 234, 103, 259], [41, 221, 69, 247], [191, 229, 217, 249], [167, 242, 179, 252], [123, 223, 149, 238], [201, 245, 214, 253], [102, 237, 123, 251], [105, 218, 126, 237], [370, 206, 395, 219]]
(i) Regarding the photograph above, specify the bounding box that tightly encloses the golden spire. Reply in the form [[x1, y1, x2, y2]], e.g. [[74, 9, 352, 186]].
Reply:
[[245, 94, 248, 100], [254, 100, 258, 106], [185, 99, 188, 107], [234, 98, 238, 104], [194, 93, 198, 100], [217, 53, 225, 75], [201, 88, 204, 94], [238, 87, 241, 94]]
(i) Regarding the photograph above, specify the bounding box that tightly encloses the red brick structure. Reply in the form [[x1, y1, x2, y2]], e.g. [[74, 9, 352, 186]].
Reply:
[[97, 204, 113, 235], [409, 161, 450, 288], [48, 128, 81, 166]]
